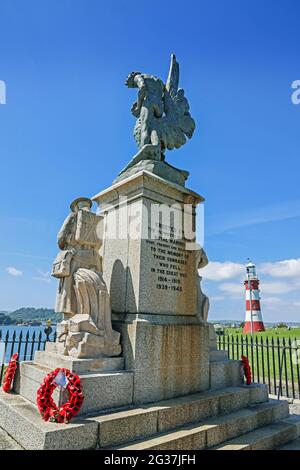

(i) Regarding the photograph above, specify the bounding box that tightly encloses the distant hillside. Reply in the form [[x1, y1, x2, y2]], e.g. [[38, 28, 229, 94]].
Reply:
[[8, 307, 61, 323]]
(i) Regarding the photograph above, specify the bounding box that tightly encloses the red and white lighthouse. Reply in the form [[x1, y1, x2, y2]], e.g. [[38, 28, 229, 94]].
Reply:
[[243, 260, 265, 334]]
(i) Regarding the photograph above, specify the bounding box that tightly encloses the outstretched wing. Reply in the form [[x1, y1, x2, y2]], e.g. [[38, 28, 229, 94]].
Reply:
[[161, 54, 195, 151], [165, 54, 179, 95]]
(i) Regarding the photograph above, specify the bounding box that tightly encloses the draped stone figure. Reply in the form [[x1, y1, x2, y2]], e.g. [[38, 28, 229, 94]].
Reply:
[[196, 247, 210, 322], [52, 197, 121, 359]]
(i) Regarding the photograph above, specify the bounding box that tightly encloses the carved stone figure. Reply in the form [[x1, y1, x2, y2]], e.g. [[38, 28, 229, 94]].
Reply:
[[196, 247, 210, 322], [117, 54, 195, 180], [52, 197, 121, 359]]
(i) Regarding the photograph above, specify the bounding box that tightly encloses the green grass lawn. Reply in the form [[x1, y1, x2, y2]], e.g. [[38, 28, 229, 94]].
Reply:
[[223, 327, 300, 341]]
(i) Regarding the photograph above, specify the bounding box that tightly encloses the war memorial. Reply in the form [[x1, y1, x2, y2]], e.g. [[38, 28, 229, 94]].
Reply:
[[0, 55, 299, 450]]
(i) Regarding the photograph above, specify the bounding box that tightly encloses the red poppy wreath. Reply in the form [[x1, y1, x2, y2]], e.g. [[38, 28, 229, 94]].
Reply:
[[2, 353, 19, 393], [36, 368, 84, 423]]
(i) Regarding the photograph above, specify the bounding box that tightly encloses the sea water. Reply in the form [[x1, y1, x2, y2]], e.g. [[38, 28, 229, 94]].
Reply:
[[0, 325, 56, 364]]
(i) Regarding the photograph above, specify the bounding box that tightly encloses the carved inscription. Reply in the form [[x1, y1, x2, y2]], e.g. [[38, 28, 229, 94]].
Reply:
[[147, 223, 190, 293]]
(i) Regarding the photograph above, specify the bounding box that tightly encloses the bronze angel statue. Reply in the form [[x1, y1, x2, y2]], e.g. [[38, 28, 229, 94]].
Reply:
[[120, 54, 195, 174]]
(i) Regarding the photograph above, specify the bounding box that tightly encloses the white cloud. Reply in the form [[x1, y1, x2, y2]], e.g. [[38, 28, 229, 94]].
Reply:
[[5, 266, 23, 277], [218, 282, 242, 296], [199, 258, 300, 321], [261, 281, 298, 295], [260, 259, 300, 279], [33, 277, 51, 283], [207, 199, 300, 236], [263, 297, 283, 305], [201, 258, 300, 282], [210, 295, 225, 302], [33, 269, 51, 283], [262, 297, 291, 310], [201, 261, 244, 281]]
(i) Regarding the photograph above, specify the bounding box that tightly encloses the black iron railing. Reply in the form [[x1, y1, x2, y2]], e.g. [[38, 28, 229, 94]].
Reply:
[[217, 334, 300, 399], [0, 328, 56, 385], [1, 328, 299, 401]]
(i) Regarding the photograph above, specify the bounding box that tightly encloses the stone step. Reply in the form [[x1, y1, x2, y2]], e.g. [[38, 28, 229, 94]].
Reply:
[[112, 399, 288, 450], [212, 416, 300, 450], [0, 383, 293, 450], [35, 347, 124, 374], [0, 391, 99, 450], [14, 361, 134, 415], [209, 350, 228, 362], [0, 428, 24, 450], [0, 384, 269, 450], [210, 359, 243, 390], [276, 437, 300, 450], [95, 384, 269, 447]]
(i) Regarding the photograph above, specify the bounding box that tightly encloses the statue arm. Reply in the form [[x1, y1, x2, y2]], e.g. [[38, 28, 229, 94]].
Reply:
[[198, 249, 209, 269], [96, 254, 103, 273], [137, 86, 146, 111], [57, 213, 75, 250], [131, 75, 146, 116]]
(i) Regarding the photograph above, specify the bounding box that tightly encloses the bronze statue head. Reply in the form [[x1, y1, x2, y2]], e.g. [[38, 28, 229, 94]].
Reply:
[[125, 71, 141, 88]]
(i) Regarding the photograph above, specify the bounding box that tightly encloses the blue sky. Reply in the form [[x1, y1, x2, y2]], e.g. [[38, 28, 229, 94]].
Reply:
[[0, 0, 300, 321]]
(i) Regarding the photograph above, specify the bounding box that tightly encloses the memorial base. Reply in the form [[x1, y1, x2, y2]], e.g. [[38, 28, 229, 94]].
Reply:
[[112, 314, 210, 404]]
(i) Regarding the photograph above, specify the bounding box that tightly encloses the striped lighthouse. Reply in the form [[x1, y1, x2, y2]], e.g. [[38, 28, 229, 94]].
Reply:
[[243, 260, 265, 334]]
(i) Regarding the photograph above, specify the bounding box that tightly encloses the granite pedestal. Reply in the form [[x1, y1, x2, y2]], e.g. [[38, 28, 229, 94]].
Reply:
[[93, 171, 210, 403]]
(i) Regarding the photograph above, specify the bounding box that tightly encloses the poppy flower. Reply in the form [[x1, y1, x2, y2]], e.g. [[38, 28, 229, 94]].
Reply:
[[241, 355, 252, 385], [2, 354, 19, 393]]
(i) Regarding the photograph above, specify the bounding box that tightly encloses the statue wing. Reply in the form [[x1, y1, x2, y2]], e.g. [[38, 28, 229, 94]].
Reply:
[[161, 55, 196, 151], [165, 54, 179, 95]]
